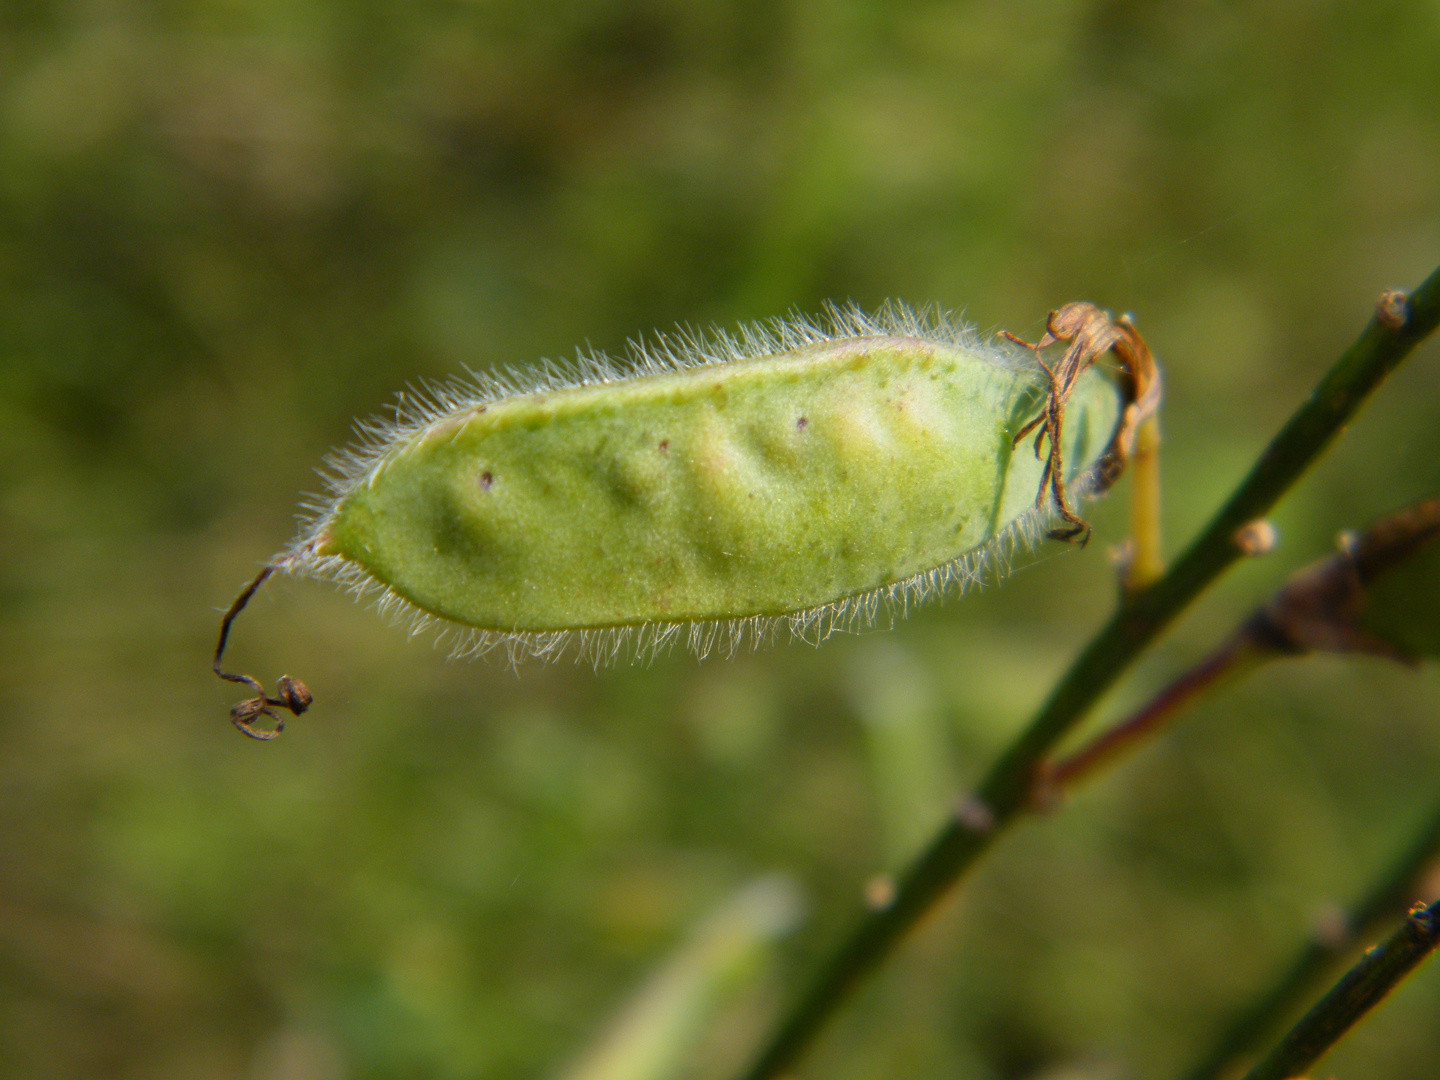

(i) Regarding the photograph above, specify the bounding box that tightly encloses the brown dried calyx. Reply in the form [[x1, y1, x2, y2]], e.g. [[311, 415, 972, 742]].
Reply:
[[1003, 303, 1161, 544]]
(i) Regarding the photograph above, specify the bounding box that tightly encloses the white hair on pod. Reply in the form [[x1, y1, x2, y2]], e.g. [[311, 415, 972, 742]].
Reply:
[[270, 301, 1101, 666]]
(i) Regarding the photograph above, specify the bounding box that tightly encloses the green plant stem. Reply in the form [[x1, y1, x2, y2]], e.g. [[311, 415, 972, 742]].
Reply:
[[1237, 896, 1440, 1080], [1182, 796, 1440, 1080], [738, 269, 1440, 1080]]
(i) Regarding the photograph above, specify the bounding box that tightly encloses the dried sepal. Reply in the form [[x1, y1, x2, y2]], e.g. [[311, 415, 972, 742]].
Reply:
[[1002, 303, 1160, 543]]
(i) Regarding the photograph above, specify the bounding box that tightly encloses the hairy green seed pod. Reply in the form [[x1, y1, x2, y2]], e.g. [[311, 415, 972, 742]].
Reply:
[[272, 305, 1129, 661]]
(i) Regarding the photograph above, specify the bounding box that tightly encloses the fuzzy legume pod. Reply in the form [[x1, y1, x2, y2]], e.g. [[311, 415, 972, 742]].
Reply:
[[214, 303, 1152, 737]]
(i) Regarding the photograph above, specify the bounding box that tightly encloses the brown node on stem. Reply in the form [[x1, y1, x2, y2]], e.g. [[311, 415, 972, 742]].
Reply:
[[1376, 288, 1409, 330], [213, 562, 312, 740], [1002, 303, 1160, 545], [863, 875, 896, 910], [1234, 518, 1278, 557], [954, 795, 996, 833]]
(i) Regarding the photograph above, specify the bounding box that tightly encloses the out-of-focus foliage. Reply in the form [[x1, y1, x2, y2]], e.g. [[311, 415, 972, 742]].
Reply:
[[558, 875, 803, 1080], [0, 2, 1438, 1079]]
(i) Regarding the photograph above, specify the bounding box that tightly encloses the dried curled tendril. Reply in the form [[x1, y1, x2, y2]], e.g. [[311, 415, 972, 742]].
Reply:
[[213, 565, 312, 740], [212, 302, 1157, 738]]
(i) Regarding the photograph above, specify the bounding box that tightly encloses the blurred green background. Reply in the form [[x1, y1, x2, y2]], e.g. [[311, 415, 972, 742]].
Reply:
[[2, 1, 1439, 1078]]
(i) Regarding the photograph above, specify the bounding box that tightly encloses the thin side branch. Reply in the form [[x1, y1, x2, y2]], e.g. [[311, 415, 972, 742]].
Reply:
[[1237, 897, 1440, 1080], [1045, 490, 1440, 793], [1182, 795, 1440, 1080], [1039, 632, 1267, 794], [737, 269, 1440, 1080]]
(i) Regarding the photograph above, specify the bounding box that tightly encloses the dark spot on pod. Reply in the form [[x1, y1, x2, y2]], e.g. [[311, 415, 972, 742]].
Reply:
[[796, 417, 808, 431], [480, 471, 493, 491], [658, 440, 668, 452]]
